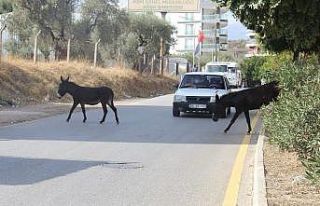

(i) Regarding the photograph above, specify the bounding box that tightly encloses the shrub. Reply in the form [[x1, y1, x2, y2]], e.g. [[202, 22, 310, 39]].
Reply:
[[240, 56, 266, 86], [262, 60, 320, 184]]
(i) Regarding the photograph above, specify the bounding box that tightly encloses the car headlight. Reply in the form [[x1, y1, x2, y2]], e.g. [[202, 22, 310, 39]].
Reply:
[[174, 95, 186, 102], [210, 96, 215, 103]]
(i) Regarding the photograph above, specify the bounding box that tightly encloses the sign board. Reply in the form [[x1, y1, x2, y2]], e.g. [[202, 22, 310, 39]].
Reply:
[[128, 0, 200, 13]]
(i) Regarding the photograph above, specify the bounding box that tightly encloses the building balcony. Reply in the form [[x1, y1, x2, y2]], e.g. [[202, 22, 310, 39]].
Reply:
[[202, 29, 228, 38], [218, 36, 228, 44], [203, 30, 214, 38], [218, 28, 228, 36], [220, 44, 228, 51], [201, 43, 219, 51], [246, 42, 258, 48], [177, 17, 201, 23], [220, 13, 228, 22], [202, 14, 220, 23], [176, 33, 197, 38]]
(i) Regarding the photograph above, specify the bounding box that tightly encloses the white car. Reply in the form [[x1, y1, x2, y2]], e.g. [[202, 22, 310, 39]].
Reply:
[[173, 72, 231, 117]]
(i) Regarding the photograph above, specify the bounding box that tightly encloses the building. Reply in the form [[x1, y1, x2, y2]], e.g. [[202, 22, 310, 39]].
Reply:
[[125, 0, 228, 56], [245, 30, 260, 58], [164, 0, 228, 55]]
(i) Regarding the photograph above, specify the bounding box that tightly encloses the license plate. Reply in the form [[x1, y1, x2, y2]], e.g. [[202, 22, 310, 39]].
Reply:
[[189, 104, 207, 109]]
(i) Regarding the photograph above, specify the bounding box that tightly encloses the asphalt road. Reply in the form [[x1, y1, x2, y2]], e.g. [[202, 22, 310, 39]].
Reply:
[[0, 94, 258, 206]]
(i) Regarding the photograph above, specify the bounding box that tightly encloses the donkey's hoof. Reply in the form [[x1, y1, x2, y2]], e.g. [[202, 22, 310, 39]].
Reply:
[[99, 121, 104, 124], [66, 119, 70, 123], [247, 131, 251, 135], [224, 130, 228, 134]]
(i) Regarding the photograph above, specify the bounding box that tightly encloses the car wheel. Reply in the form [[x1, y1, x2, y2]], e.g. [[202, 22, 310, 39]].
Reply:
[[172, 107, 180, 117]]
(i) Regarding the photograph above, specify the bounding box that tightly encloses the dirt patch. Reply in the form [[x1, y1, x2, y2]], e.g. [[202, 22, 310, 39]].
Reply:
[[264, 140, 320, 205]]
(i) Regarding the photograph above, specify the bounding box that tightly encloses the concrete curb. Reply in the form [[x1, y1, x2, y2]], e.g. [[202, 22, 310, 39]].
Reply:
[[252, 129, 268, 206]]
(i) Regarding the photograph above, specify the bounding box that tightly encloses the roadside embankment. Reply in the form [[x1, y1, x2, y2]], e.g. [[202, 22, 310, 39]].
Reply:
[[0, 59, 178, 106]]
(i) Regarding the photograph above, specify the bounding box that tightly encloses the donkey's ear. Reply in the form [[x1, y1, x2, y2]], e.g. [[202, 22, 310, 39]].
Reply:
[[60, 76, 64, 82], [215, 94, 220, 102], [66, 76, 70, 82]]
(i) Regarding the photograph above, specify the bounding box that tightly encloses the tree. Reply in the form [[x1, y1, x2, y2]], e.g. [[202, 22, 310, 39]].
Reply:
[[216, 0, 320, 61], [80, 0, 129, 64], [116, 13, 175, 68], [0, 0, 13, 14], [12, 0, 78, 60]]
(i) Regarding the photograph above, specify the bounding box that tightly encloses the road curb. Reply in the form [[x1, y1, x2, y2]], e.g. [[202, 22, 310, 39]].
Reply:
[[252, 128, 268, 206]]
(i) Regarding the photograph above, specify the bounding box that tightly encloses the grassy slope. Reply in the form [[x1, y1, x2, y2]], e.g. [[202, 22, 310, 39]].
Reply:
[[0, 59, 178, 105]]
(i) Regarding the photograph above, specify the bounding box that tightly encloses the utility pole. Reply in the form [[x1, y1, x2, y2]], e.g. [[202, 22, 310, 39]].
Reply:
[[67, 38, 71, 63], [93, 39, 101, 68], [33, 30, 41, 63], [215, 6, 221, 62], [160, 11, 167, 76], [0, 25, 6, 64]]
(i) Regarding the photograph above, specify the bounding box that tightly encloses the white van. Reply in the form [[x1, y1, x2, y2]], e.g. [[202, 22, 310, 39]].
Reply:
[[205, 62, 241, 88], [205, 62, 229, 74], [227, 62, 242, 87]]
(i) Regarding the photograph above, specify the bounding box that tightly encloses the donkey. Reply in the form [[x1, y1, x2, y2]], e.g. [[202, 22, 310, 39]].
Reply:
[[211, 81, 280, 134], [57, 76, 119, 124]]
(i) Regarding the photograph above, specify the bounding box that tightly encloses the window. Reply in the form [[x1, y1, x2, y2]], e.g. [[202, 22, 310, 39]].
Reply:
[[185, 13, 194, 21], [185, 24, 194, 35], [206, 65, 228, 72], [180, 75, 225, 89], [185, 38, 194, 50]]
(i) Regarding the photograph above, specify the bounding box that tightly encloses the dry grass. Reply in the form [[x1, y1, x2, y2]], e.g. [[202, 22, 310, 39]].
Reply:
[[0, 58, 178, 105], [264, 141, 320, 206]]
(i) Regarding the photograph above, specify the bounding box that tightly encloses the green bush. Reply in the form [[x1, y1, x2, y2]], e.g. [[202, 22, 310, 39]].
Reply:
[[262, 60, 320, 184], [240, 56, 266, 86]]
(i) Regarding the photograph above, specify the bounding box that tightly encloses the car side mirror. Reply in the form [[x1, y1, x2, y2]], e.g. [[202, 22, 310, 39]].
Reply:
[[175, 83, 179, 89]]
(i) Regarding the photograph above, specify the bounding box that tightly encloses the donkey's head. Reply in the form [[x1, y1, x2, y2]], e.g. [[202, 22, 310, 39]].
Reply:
[[211, 95, 226, 122], [57, 76, 70, 98]]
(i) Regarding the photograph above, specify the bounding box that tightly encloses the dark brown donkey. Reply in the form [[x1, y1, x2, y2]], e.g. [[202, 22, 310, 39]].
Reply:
[[211, 81, 280, 134], [57, 76, 119, 124]]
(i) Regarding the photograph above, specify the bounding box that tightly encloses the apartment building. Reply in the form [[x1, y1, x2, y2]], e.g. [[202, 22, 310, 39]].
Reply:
[[245, 30, 260, 57], [125, 0, 229, 55], [164, 0, 228, 54]]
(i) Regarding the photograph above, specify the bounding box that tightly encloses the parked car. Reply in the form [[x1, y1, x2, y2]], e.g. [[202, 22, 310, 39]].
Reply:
[[172, 72, 231, 117]]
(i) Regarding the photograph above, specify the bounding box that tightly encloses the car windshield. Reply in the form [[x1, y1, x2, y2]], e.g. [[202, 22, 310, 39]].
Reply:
[[180, 75, 225, 89], [206, 65, 228, 73]]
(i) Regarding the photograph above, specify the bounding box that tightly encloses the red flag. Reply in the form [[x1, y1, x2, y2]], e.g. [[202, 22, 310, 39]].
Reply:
[[197, 30, 205, 43]]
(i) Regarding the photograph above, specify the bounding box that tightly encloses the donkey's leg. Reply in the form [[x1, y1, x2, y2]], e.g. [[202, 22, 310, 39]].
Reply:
[[244, 110, 252, 134], [100, 103, 108, 124], [224, 110, 241, 133], [67, 102, 79, 122], [108, 99, 119, 124], [80, 103, 87, 123]]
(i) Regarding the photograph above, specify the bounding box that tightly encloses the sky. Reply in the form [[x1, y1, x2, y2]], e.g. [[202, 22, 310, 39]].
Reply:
[[118, 0, 248, 40], [226, 11, 248, 40]]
